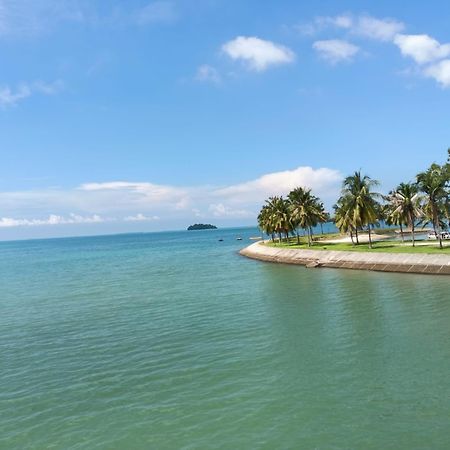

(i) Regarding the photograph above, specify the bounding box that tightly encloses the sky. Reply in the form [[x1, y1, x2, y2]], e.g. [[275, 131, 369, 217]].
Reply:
[[0, 0, 449, 240]]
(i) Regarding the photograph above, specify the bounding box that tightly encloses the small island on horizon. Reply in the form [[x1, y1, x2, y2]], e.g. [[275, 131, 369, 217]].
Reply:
[[187, 223, 218, 231]]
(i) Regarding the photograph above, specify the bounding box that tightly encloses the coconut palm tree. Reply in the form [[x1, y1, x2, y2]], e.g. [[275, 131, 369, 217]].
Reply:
[[288, 187, 326, 246], [417, 164, 448, 246], [257, 205, 275, 242], [340, 171, 380, 249], [386, 183, 423, 247], [383, 198, 405, 242], [264, 196, 292, 243], [417, 163, 448, 249], [334, 195, 357, 244]]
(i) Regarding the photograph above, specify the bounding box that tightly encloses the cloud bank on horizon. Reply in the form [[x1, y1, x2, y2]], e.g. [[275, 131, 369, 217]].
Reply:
[[0, 166, 342, 230]]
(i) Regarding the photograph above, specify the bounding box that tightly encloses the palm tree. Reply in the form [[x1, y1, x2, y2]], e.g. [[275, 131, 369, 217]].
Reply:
[[340, 171, 380, 249], [288, 187, 326, 246], [417, 163, 448, 249], [264, 196, 292, 243], [257, 205, 275, 242], [334, 195, 357, 244], [386, 183, 423, 247], [317, 202, 328, 235], [383, 198, 405, 242]]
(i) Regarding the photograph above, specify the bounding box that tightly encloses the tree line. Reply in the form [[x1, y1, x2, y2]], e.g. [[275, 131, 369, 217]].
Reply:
[[257, 150, 450, 249]]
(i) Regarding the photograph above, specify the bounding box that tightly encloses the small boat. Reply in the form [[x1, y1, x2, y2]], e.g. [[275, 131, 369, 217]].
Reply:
[[218, 239, 224, 242], [236, 237, 243, 241]]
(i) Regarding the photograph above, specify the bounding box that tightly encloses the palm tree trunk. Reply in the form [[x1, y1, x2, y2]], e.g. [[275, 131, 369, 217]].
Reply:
[[278, 232, 282, 243], [411, 220, 415, 247], [434, 207, 443, 249], [295, 230, 300, 245], [355, 227, 359, 245], [350, 230, 354, 245], [320, 223, 323, 235], [307, 228, 312, 247], [400, 223, 404, 242], [368, 224, 372, 249]]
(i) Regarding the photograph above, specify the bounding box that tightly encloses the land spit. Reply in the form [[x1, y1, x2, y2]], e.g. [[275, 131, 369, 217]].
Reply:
[[240, 241, 450, 275]]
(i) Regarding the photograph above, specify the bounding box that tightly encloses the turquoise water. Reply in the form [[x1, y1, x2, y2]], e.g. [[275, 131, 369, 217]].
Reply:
[[1, 228, 449, 449]]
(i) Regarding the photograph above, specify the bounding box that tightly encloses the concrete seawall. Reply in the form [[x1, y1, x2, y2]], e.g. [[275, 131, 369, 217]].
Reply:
[[239, 242, 450, 275]]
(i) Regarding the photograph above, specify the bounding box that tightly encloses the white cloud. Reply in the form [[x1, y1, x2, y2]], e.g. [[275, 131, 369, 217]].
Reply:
[[195, 65, 221, 84], [394, 34, 450, 64], [0, 166, 342, 231], [124, 213, 160, 222], [0, 80, 64, 108], [313, 39, 359, 64], [134, 1, 178, 26], [321, 14, 353, 29], [222, 36, 295, 72], [0, 84, 31, 107], [0, 213, 105, 228], [298, 14, 403, 42], [214, 166, 342, 204], [297, 14, 352, 35], [208, 203, 253, 218], [354, 15, 404, 42], [424, 60, 450, 87]]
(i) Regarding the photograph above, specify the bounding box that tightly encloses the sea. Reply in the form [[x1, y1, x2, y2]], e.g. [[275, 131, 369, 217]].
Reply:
[[1, 227, 449, 449]]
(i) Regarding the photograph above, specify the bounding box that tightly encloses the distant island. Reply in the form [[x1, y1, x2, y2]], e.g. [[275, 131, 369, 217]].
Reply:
[[187, 224, 217, 231]]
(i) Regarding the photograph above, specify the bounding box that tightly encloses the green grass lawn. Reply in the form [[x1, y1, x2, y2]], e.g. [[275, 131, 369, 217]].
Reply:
[[266, 236, 450, 254]]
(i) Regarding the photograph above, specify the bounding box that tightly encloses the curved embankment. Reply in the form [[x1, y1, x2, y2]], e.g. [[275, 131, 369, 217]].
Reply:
[[240, 241, 450, 275]]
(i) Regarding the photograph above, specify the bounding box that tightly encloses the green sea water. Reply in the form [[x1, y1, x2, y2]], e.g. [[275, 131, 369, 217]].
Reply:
[[1, 227, 449, 449]]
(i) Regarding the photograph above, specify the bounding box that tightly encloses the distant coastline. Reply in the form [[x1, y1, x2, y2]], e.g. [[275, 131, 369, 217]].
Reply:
[[187, 224, 217, 231], [240, 241, 450, 275]]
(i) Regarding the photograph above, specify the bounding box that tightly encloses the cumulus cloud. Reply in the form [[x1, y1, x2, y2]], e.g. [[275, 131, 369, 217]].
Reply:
[[394, 34, 450, 64], [222, 36, 295, 72], [0, 80, 64, 107], [392, 34, 450, 88], [313, 39, 359, 64], [424, 60, 450, 87], [195, 65, 221, 84], [214, 166, 342, 204], [354, 15, 404, 42]]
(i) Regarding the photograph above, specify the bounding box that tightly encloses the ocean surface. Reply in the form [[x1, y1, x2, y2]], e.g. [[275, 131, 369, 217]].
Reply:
[[1, 227, 449, 449]]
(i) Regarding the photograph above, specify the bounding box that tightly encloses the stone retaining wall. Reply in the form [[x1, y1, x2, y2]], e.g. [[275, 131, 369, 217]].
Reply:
[[239, 242, 450, 275]]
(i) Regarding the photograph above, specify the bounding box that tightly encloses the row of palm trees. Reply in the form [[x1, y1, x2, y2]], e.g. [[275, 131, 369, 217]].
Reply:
[[258, 188, 327, 246], [258, 151, 449, 249]]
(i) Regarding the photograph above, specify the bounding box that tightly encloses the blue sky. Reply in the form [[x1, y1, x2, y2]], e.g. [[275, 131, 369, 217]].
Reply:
[[0, 0, 449, 239]]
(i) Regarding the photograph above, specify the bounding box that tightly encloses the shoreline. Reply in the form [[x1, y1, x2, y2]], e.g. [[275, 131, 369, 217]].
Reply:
[[240, 241, 450, 275]]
